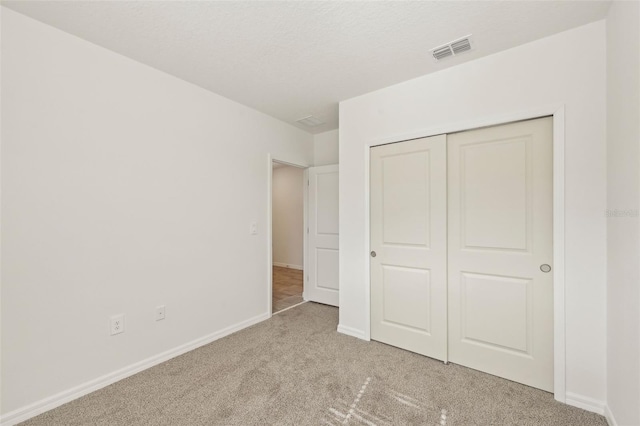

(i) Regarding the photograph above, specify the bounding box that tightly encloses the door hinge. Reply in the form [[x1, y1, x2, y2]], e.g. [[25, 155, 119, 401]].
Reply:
[[307, 227, 309, 233], [307, 180, 310, 187]]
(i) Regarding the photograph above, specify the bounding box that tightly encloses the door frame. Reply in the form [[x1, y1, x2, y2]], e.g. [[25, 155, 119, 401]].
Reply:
[[267, 154, 309, 317], [363, 105, 566, 402]]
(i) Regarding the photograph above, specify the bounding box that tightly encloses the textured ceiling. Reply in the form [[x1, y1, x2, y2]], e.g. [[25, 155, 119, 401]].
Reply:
[[2, 1, 611, 134]]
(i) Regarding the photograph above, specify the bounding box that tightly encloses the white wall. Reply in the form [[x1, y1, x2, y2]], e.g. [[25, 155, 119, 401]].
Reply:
[[0, 8, 313, 419], [313, 129, 339, 166], [339, 21, 607, 407], [606, 1, 640, 425], [272, 165, 304, 269]]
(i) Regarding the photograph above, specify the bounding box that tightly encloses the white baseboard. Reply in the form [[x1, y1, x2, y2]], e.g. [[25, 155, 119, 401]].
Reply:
[[273, 262, 303, 270], [0, 311, 270, 426], [337, 324, 368, 341], [603, 405, 618, 426], [565, 392, 606, 415]]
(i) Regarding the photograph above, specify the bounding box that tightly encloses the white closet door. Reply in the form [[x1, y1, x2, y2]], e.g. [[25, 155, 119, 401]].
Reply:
[[307, 165, 339, 306], [370, 135, 448, 361], [447, 117, 554, 391]]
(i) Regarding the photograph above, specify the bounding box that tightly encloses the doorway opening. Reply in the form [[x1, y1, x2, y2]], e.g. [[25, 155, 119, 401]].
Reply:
[[271, 161, 306, 313]]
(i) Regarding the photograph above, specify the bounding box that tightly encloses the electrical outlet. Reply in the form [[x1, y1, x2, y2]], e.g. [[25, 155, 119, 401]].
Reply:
[[156, 305, 166, 321], [250, 222, 257, 235], [110, 314, 125, 336]]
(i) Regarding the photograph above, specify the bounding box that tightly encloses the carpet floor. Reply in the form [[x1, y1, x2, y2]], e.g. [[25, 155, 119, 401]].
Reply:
[[22, 302, 607, 425]]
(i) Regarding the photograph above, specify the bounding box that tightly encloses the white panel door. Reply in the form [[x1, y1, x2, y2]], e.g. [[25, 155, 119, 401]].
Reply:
[[307, 164, 339, 306], [370, 135, 448, 361], [447, 117, 553, 391]]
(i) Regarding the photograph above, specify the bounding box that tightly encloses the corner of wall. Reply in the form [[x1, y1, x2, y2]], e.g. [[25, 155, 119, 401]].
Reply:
[[313, 129, 339, 166], [604, 404, 619, 426], [336, 324, 368, 341]]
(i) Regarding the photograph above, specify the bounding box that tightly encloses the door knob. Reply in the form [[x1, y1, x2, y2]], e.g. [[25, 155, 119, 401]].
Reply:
[[540, 264, 552, 273], [371, 251, 377, 258]]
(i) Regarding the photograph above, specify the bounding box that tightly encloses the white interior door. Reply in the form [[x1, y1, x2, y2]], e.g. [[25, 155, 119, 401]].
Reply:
[[307, 164, 339, 306], [447, 117, 554, 391], [370, 135, 448, 361]]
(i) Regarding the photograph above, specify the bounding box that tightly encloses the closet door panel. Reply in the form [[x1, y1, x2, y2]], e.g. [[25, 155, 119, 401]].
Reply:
[[447, 117, 554, 392], [370, 135, 448, 361]]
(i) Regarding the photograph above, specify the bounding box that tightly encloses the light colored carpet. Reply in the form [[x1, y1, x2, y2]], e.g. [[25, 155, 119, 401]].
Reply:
[[22, 302, 607, 425]]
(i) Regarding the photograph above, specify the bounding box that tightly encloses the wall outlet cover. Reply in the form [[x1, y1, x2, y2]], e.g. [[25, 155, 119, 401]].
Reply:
[[156, 305, 166, 321], [110, 314, 125, 336]]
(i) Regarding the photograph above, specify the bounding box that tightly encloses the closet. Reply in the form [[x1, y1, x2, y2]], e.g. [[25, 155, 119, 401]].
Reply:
[[370, 117, 554, 392]]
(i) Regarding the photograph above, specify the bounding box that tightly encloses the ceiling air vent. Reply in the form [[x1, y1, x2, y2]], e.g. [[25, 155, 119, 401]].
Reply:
[[431, 35, 473, 61], [296, 115, 324, 127], [432, 45, 453, 61]]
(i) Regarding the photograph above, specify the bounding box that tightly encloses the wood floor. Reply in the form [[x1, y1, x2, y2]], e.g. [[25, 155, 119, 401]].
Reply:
[[272, 266, 304, 313]]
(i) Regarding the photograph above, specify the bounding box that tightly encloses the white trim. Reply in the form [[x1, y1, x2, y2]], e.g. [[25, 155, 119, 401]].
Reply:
[[0, 311, 270, 426], [365, 104, 564, 147], [360, 104, 567, 402], [565, 392, 606, 415], [267, 154, 309, 319], [267, 154, 274, 316], [0, 7, 4, 424], [603, 405, 619, 426], [337, 324, 369, 341], [552, 107, 567, 403], [272, 262, 303, 271], [303, 167, 309, 303], [362, 144, 372, 340]]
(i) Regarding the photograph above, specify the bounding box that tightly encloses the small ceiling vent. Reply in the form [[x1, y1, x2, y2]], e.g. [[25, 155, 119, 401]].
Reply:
[[431, 35, 473, 61], [432, 45, 453, 60], [296, 115, 324, 127]]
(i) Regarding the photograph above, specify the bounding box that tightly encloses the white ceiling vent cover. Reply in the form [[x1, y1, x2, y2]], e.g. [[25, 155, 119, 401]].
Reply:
[[431, 35, 473, 61], [296, 115, 324, 127]]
